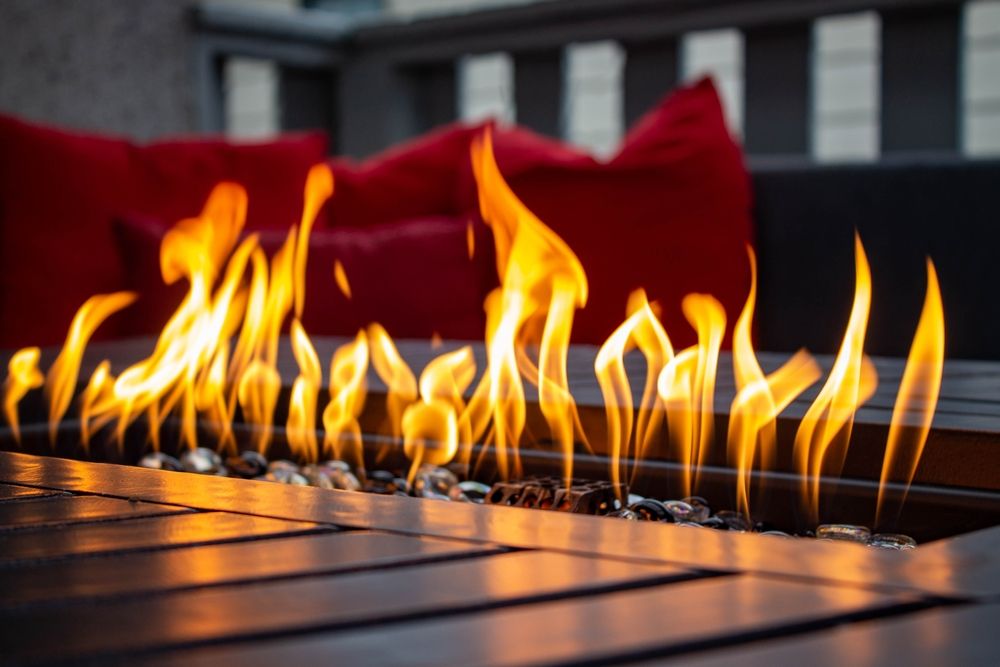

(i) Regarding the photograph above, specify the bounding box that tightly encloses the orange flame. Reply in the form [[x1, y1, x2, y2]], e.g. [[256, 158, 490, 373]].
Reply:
[[79, 360, 113, 450], [794, 234, 877, 522], [402, 345, 476, 482], [683, 294, 727, 494], [287, 318, 322, 463], [464, 129, 588, 484], [876, 259, 945, 527], [333, 260, 352, 300], [3, 347, 44, 444], [322, 331, 369, 471], [367, 323, 418, 442]]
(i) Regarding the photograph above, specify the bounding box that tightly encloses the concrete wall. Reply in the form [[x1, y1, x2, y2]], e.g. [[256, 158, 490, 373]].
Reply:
[[0, 0, 198, 141]]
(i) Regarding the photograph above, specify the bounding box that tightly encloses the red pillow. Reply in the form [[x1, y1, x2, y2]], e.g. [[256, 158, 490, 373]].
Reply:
[[115, 214, 494, 341], [458, 79, 753, 347], [0, 113, 327, 348]]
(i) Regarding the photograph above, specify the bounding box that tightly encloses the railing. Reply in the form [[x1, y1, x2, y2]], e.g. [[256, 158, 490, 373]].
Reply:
[[194, 0, 968, 159]]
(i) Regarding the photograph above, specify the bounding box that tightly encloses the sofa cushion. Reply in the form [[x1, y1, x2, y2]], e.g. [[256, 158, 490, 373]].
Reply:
[[0, 112, 327, 348], [115, 213, 493, 341]]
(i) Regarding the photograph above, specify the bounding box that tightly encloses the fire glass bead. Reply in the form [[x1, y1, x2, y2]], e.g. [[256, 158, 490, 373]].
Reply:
[[452, 480, 491, 503], [698, 516, 728, 530], [138, 452, 182, 472], [180, 447, 223, 474], [869, 533, 917, 550], [628, 498, 673, 522], [364, 470, 404, 495], [226, 451, 268, 479], [627, 493, 645, 506], [816, 524, 872, 544], [300, 464, 335, 489], [258, 469, 309, 485], [609, 508, 640, 520], [329, 469, 362, 492], [760, 530, 792, 538], [414, 464, 458, 500], [681, 496, 711, 523], [663, 500, 698, 522], [714, 510, 752, 532], [320, 460, 351, 473], [268, 459, 300, 474]]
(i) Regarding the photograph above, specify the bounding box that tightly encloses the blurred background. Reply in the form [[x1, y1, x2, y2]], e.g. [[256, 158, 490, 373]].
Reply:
[[1, 0, 998, 160]]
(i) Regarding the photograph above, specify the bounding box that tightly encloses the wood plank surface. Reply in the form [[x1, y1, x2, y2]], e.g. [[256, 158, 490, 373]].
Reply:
[[0, 511, 329, 567], [0, 495, 190, 530], [128, 576, 918, 667], [0, 551, 694, 664], [0, 531, 503, 610], [670, 603, 1000, 667], [0, 483, 65, 501]]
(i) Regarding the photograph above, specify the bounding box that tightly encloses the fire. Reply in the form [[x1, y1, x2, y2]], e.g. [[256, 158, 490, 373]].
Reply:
[[3, 347, 44, 444], [463, 129, 588, 485], [402, 345, 476, 482], [876, 259, 945, 527], [0, 131, 950, 532], [727, 248, 820, 518]]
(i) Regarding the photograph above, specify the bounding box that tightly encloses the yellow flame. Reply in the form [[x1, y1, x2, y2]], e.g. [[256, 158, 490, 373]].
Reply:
[[683, 294, 727, 494], [595, 289, 673, 496], [658, 347, 698, 497], [466, 220, 475, 260], [322, 331, 369, 471], [3, 347, 44, 444], [287, 318, 322, 463], [403, 345, 476, 482], [333, 260, 352, 300], [367, 323, 418, 442], [44, 292, 136, 443], [876, 259, 945, 527], [794, 233, 874, 522], [237, 360, 281, 454], [293, 164, 334, 318], [463, 128, 588, 483], [79, 360, 113, 451]]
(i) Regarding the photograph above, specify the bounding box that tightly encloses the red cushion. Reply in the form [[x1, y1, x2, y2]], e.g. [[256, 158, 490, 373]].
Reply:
[[0, 113, 327, 348], [115, 214, 493, 341], [457, 79, 753, 347]]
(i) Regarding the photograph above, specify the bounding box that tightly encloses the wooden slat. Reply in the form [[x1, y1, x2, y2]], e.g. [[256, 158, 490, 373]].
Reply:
[[623, 39, 678, 127], [672, 603, 1000, 667], [0, 511, 328, 567], [514, 49, 564, 137], [0, 531, 502, 610], [0, 495, 190, 531], [128, 576, 916, 667], [880, 5, 961, 153], [743, 22, 811, 156], [0, 550, 694, 664], [0, 483, 65, 501]]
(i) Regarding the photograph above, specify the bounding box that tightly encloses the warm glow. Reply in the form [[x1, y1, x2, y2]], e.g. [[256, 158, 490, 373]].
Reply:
[[3, 347, 44, 444], [368, 323, 418, 443], [287, 318, 322, 462], [728, 250, 820, 518], [79, 360, 113, 450], [876, 259, 945, 527], [333, 260, 352, 300], [683, 294, 727, 494], [402, 345, 476, 482], [463, 129, 588, 484], [322, 331, 369, 472], [794, 234, 876, 522], [466, 220, 476, 260]]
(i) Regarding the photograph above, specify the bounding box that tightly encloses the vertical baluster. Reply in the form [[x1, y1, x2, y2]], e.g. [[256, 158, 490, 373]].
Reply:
[[623, 40, 679, 128], [514, 49, 564, 137], [743, 23, 811, 156], [280, 66, 338, 149]]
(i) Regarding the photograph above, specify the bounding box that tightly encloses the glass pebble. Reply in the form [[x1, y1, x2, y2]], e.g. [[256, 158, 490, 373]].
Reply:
[[226, 451, 267, 479], [677, 521, 704, 528], [414, 464, 458, 500], [180, 447, 223, 474], [364, 470, 401, 495], [320, 460, 351, 473], [627, 493, 645, 506], [869, 533, 917, 550], [715, 510, 752, 532], [698, 516, 728, 530], [300, 464, 334, 489], [609, 508, 639, 520], [816, 523, 872, 544], [454, 480, 490, 503], [138, 452, 182, 472], [329, 469, 362, 492], [760, 530, 792, 538], [681, 496, 711, 523], [627, 498, 672, 522], [268, 459, 300, 475], [663, 499, 697, 522], [257, 469, 309, 485]]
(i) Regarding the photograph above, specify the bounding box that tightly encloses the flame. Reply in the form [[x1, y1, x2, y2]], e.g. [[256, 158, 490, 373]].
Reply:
[[79, 360, 113, 450], [466, 220, 476, 259], [367, 323, 418, 442], [728, 250, 820, 517], [333, 260, 352, 300], [794, 234, 875, 522], [658, 347, 698, 497], [463, 129, 588, 484], [3, 348, 44, 444], [293, 164, 334, 317], [402, 345, 476, 482], [876, 259, 945, 527], [322, 331, 369, 472], [287, 318, 322, 463], [683, 294, 727, 494], [44, 292, 136, 443], [595, 289, 673, 495]]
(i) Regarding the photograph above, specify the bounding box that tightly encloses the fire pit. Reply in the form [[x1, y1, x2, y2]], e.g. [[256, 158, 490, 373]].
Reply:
[[2, 131, 1000, 662]]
